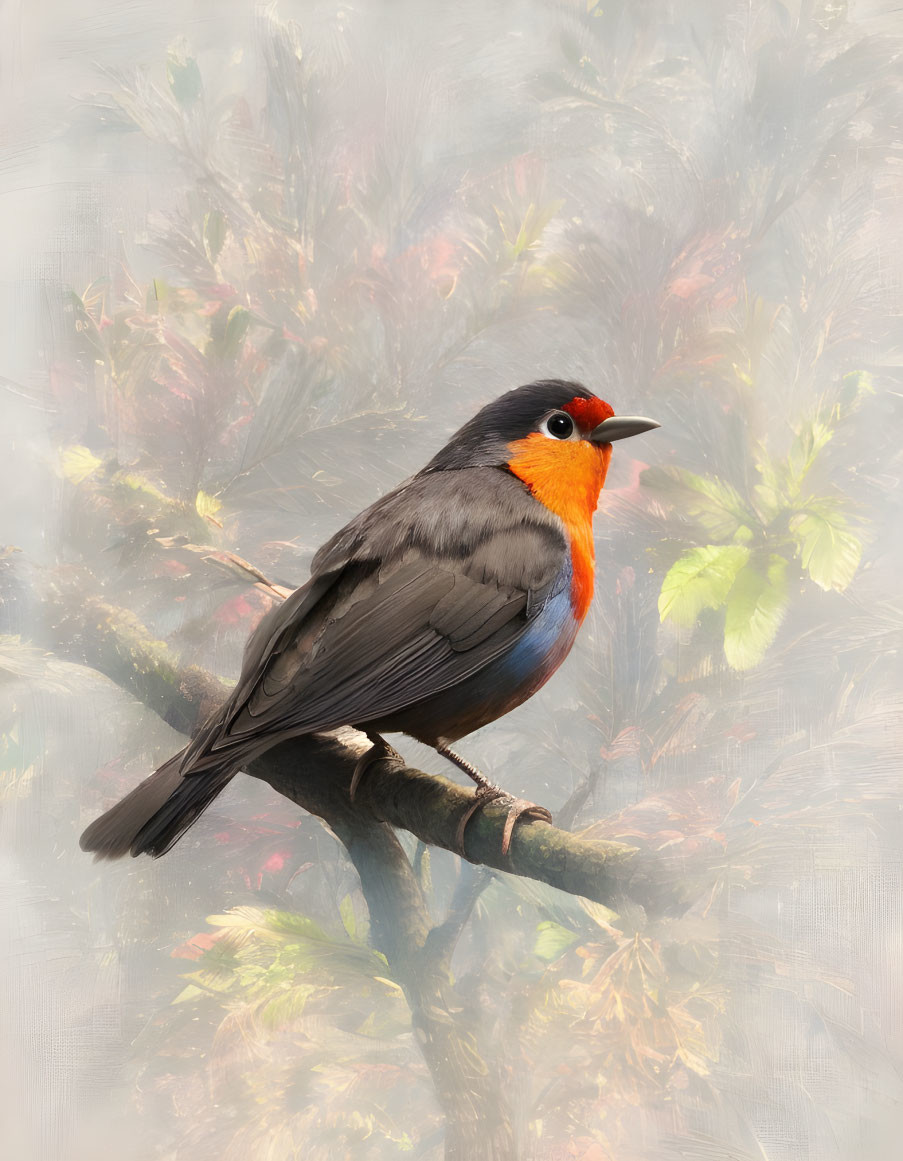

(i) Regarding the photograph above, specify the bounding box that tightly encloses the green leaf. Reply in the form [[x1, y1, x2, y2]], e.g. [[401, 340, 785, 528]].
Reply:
[[260, 908, 329, 939], [166, 49, 202, 107], [790, 510, 862, 591], [194, 490, 222, 520], [658, 545, 750, 627], [723, 555, 790, 670], [207, 905, 326, 944], [752, 453, 786, 522], [786, 421, 833, 495], [60, 445, 102, 485], [578, 898, 619, 929], [496, 199, 565, 260], [838, 369, 874, 414], [221, 305, 251, 359], [641, 467, 752, 539], [203, 210, 227, 264], [533, 921, 579, 962], [258, 983, 317, 1029], [171, 983, 205, 1004]]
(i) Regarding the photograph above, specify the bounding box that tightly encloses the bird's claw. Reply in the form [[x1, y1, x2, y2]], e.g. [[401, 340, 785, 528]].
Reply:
[[455, 787, 553, 858], [350, 735, 404, 804]]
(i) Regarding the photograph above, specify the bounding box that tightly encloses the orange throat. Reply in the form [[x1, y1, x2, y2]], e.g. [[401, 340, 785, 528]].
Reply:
[[506, 436, 612, 621]]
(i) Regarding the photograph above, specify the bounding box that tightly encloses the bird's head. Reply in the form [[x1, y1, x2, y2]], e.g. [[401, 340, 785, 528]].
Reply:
[[423, 379, 659, 524]]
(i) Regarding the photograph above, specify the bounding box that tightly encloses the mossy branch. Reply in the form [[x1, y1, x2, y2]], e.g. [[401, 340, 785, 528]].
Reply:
[[46, 577, 668, 910]]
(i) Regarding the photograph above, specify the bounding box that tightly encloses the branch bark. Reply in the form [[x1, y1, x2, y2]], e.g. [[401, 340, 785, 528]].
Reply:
[[332, 813, 516, 1159], [49, 584, 640, 906]]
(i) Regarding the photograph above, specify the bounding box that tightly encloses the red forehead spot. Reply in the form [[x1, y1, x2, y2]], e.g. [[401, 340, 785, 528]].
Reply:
[[562, 396, 615, 432]]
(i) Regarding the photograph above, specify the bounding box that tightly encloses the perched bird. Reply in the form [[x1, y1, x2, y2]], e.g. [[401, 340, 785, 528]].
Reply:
[[80, 380, 658, 860]]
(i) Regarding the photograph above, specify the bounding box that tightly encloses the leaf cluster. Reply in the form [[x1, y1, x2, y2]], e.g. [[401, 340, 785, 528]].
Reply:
[[646, 373, 871, 668]]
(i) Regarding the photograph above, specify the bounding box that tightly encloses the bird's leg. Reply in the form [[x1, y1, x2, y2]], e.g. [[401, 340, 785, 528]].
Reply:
[[350, 731, 405, 804], [436, 744, 553, 857], [435, 744, 501, 795]]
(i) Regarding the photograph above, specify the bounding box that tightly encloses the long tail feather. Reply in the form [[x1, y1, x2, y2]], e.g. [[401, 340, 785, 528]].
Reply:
[[80, 750, 237, 860]]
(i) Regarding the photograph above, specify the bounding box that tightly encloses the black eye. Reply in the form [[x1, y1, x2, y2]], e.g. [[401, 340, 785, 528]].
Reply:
[[541, 411, 575, 440]]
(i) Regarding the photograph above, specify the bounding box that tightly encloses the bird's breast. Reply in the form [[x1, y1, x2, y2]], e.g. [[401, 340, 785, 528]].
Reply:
[[566, 523, 595, 623], [505, 436, 611, 622]]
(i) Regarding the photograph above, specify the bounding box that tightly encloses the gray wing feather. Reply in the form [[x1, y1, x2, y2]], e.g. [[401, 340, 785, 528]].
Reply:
[[430, 572, 528, 650], [226, 558, 530, 738], [179, 567, 345, 771], [183, 468, 568, 772]]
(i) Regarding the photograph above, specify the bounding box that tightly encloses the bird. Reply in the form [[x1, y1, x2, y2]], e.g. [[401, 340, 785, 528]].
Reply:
[[80, 380, 658, 861]]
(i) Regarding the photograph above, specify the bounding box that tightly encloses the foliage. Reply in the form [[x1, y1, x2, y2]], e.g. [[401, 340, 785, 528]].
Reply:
[[145, 904, 427, 1158], [9, 2, 900, 1159], [646, 372, 870, 669]]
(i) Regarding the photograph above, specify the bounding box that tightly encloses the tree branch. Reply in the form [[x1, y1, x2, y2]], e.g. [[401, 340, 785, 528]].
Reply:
[[47, 578, 656, 907], [333, 814, 516, 1159]]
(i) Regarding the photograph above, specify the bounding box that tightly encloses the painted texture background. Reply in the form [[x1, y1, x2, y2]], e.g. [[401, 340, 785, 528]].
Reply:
[[1, 2, 902, 1158]]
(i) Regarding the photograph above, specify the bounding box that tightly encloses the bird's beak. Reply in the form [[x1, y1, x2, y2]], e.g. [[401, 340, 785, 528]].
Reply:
[[590, 415, 661, 444]]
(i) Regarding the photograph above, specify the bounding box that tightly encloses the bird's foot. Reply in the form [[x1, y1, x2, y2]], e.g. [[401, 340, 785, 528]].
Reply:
[[435, 743, 552, 857], [350, 732, 404, 805], [455, 785, 553, 858]]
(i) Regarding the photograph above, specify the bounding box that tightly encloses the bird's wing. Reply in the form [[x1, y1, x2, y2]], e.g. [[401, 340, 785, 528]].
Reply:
[[179, 567, 346, 771], [184, 468, 568, 769]]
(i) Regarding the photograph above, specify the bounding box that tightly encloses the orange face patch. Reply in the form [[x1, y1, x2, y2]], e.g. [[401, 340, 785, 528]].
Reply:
[[506, 428, 612, 621]]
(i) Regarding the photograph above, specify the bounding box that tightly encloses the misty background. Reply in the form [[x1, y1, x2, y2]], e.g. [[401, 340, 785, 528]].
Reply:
[[1, 1, 902, 1158]]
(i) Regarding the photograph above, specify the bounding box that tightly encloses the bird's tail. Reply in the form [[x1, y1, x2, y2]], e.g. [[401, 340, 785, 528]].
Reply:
[[79, 749, 237, 860]]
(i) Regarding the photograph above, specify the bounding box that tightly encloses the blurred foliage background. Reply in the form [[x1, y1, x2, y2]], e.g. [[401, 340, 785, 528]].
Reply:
[[1, 1, 902, 1159]]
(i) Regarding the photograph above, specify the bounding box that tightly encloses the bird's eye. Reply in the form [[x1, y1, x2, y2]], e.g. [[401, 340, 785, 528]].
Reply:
[[540, 411, 575, 440]]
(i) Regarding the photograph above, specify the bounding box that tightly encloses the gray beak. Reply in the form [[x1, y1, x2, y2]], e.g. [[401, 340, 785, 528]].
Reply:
[[590, 415, 661, 444]]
